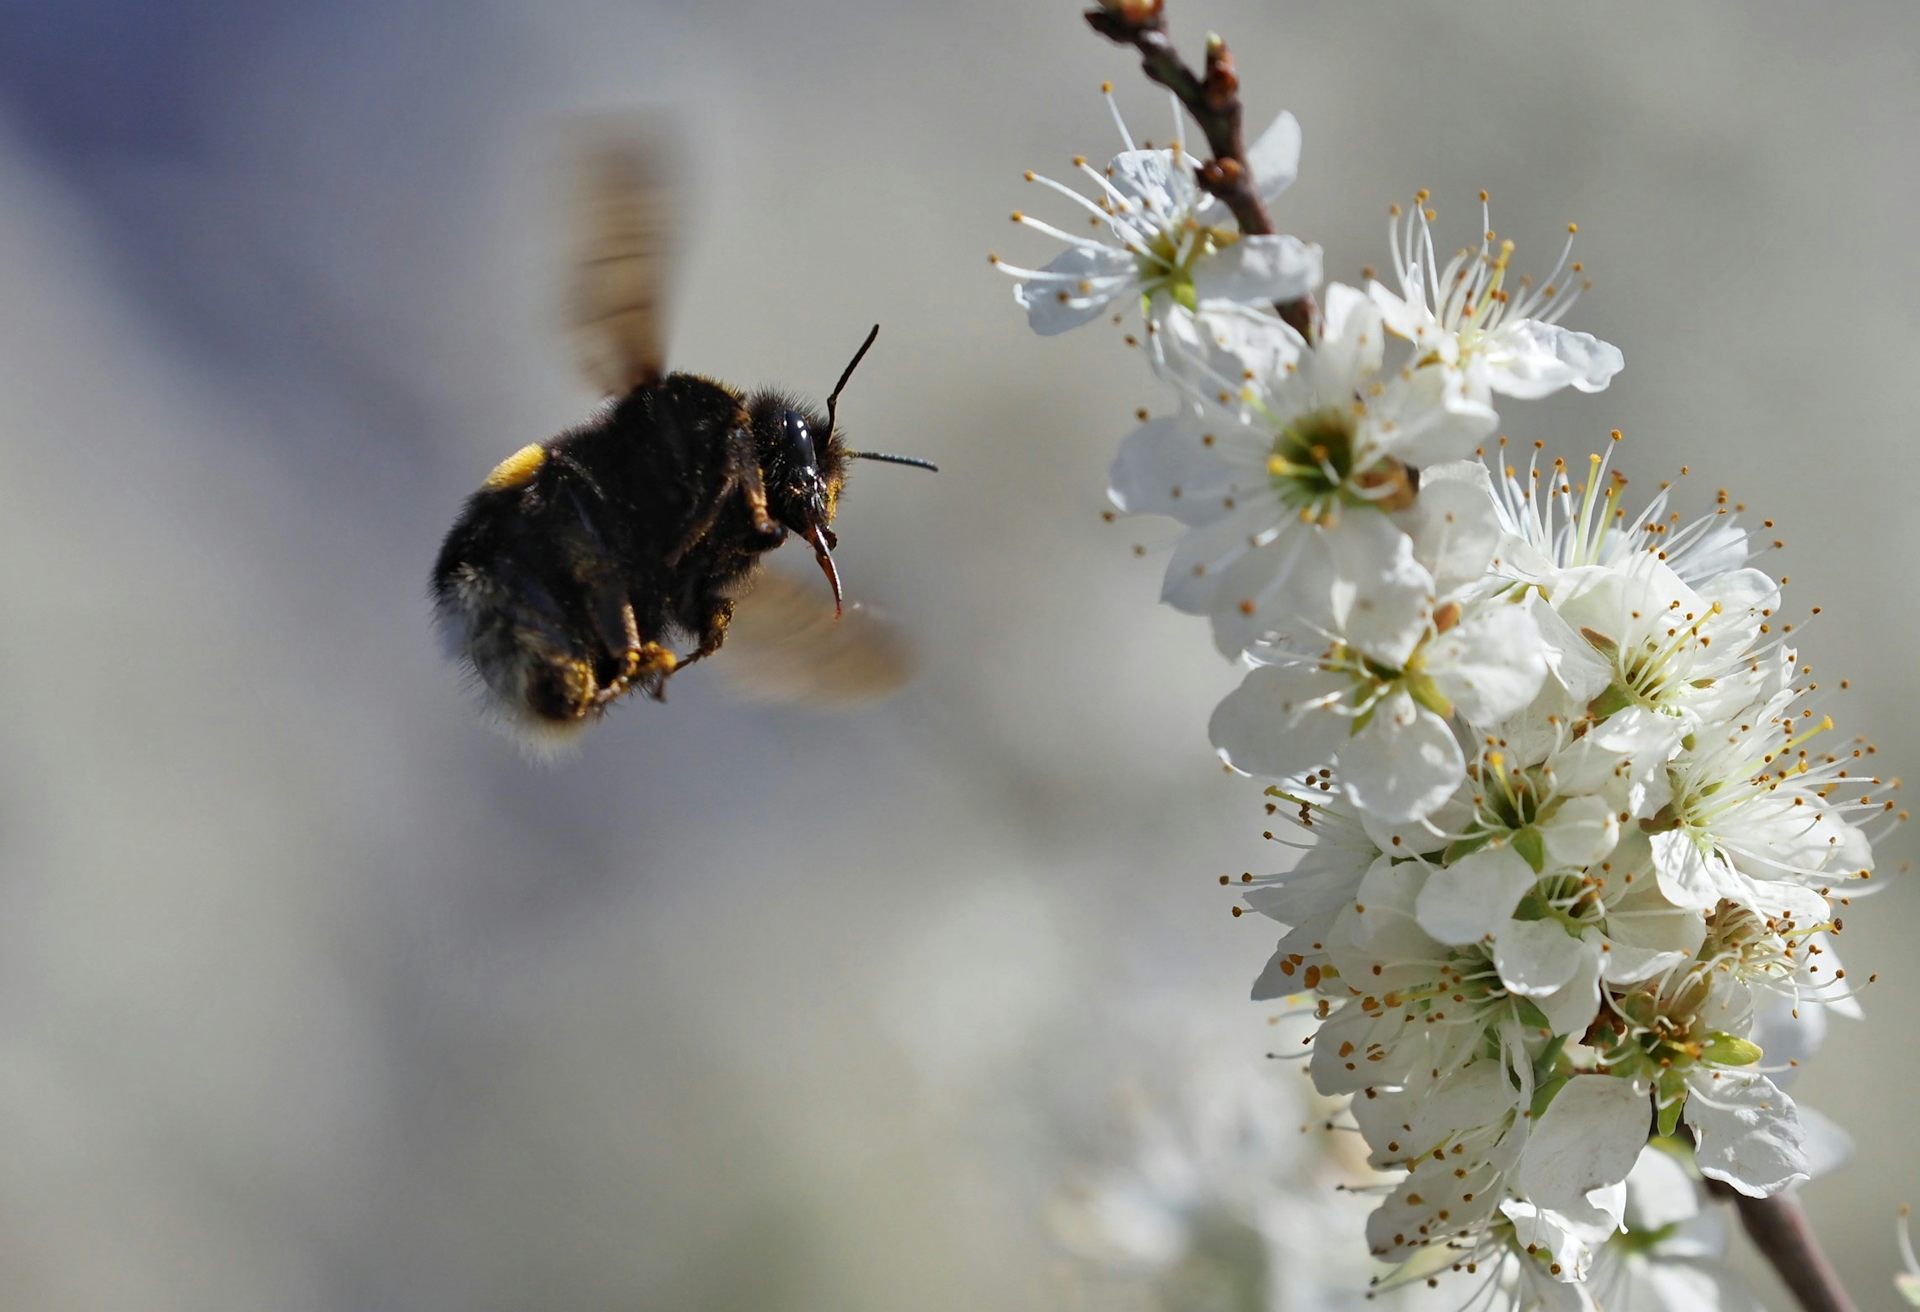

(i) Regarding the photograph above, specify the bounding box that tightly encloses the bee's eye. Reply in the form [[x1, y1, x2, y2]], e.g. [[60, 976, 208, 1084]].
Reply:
[[780, 410, 818, 469]]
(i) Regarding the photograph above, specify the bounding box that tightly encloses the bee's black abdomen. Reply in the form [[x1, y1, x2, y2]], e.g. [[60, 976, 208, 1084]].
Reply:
[[433, 478, 596, 735]]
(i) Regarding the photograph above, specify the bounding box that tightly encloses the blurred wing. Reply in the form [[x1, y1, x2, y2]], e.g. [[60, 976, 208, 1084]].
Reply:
[[563, 120, 674, 397], [714, 569, 917, 708]]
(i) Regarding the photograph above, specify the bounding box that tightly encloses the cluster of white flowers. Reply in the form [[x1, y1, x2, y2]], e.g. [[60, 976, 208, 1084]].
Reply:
[[1000, 89, 1898, 1308]]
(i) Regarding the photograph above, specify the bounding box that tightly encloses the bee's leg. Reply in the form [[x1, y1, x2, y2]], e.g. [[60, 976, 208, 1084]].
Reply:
[[735, 463, 783, 546], [551, 489, 679, 705], [584, 588, 680, 705], [591, 643, 678, 705], [675, 593, 735, 670]]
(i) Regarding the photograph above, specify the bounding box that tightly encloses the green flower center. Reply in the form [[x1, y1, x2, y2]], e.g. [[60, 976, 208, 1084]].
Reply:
[[1137, 221, 1236, 312], [1329, 634, 1455, 739], [1441, 758, 1568, 872], [1267, 407, 1360, 508], [1514, 872, 1605, 931]]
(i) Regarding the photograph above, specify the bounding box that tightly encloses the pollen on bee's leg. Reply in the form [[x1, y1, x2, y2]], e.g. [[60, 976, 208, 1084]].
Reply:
[[632, 642, 679, 678], [631, 642, 681, 701], [592, 642, 681, 707]]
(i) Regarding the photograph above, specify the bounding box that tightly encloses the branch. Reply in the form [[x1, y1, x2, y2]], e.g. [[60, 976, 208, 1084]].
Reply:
[[1710, 1184, 1857, 1312], [1083, 3, 1317, 341]]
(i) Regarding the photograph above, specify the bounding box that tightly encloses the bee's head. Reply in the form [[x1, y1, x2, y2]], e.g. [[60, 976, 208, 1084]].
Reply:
[[749, 396, 847, 605], [761, 403, 845, 525], [750, 326, 935, 617]]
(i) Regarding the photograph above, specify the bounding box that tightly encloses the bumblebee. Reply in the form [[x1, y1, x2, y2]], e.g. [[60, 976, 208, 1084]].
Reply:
[[431, 129, 934, 749]]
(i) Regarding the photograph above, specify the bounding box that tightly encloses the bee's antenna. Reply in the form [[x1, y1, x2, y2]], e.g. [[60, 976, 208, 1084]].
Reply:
[[847, 450, 940, 472], [827, 326, 937, 472], [825, 323, 881, 442]]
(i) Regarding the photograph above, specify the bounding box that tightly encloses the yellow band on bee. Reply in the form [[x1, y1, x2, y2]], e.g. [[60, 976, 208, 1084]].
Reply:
[[484, 443, 546, 490]]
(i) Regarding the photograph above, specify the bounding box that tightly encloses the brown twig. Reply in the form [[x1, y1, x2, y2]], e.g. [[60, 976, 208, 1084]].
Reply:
[[1083, 3, 1317, 340], [1707, 1182, 1857, 1312]]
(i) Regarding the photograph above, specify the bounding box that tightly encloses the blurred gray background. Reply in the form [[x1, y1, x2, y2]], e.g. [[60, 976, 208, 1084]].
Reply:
[[0, 1, 1913, 1307]]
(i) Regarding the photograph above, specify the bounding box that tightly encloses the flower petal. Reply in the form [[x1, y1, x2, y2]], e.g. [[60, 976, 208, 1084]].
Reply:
[[1108, 415, 1256, 527], [1105, 147, 1186, 213], [1190, 235, 1322, 305], [1649, 830, 1734, 912], [1160, 507, 1269, 614], [1624, 1147, 1703, 1231], [1245, 111, 1302, 199], [1399, 460, 1502, 591], [1373, 365, 1499, 467], [1203, 531, 1321, 657], [1518, 1075, 1650, 1213], [1323, 515, 1434, 670], [1526, 594, 1616, 704], [1686, 1072, 1809, 1197], [1540, 795, 1619, 871], [1596, 937, 1693, 986], [1494, 917, 1585, 996], [1484, 320, 1625, 398], [1012, 244, 1136, 335], [1150, 301, 1304, 417], [1314, 282, 1386, 382], [1210, 662, 1348, 781], [1415, 842, 1537, 945], [1537, 932, 1605, 1035], [1428, 603, 1549, 726], [1367, 278, 1447, 356], [1340, 691, 1464, 823]]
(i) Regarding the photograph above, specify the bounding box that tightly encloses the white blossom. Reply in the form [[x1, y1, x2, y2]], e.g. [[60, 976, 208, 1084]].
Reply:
[[1111, 283, 1497, 661], [1210, 594, 1546, 823], [1371, 193, 1623, 403], [994, 93, 1319, 399], [1485, 443, 1751, 591]]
